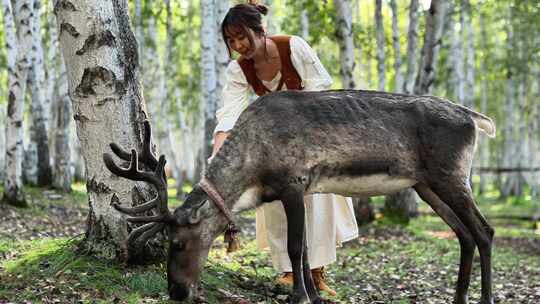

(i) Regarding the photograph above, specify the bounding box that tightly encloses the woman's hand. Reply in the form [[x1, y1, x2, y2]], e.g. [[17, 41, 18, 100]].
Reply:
[[209, 131, 229, 163]]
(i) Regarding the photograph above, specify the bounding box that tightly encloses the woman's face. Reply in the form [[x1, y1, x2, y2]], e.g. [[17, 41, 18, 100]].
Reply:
[[225, 26, 264, 59]]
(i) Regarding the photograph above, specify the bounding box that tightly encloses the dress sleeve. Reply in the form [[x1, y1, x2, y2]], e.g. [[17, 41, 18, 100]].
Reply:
[[214, 61, 251, 134], [290, 35, 333, 91]]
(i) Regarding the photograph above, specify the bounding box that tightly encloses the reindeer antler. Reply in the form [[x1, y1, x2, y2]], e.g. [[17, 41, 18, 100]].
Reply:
[[109, 120, 159, 170], [103, 120, 172, 246]]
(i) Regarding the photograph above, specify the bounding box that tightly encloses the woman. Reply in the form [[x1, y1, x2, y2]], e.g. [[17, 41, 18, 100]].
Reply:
[[211, 1, 358, 296]]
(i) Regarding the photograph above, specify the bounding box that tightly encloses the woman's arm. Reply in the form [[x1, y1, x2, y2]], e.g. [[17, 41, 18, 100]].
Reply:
[[211, 61, 250, 158], [290, 36, 333, 91], [212, 131, 229, 156]]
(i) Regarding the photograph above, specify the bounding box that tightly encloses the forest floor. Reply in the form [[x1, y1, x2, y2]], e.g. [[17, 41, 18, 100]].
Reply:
[[0, 183, 539, 304]]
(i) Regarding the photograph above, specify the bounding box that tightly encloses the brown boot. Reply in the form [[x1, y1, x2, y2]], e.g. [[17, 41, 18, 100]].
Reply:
[[311, 267, 337, 296], [276, 272, 293, 286]]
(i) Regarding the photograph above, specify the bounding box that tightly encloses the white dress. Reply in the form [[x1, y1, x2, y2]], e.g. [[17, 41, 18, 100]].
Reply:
[[214, 36, 358, 272]]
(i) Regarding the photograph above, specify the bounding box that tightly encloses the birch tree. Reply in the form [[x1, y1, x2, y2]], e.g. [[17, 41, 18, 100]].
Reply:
[[477, 10, 489, 193], [200, 0, 218, 166], [26, 0, 52, 186], [156, 0, 182, 198], [215, 0, 230, 108], [334, 0, 356, 89], [463, 0, 475, 109], [446, 1, 465, 103], [301, 6, 309, 40], [52, 58, 72, 192], [2, 0, 33, 207], [389, 0, 403, 92], [414, 0, 448, 95], [54, 0, 165, 262], [403, 0, 419, 94], [375, 0, 385, 91]]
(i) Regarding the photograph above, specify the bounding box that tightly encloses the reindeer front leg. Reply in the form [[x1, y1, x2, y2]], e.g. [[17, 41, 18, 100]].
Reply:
[[281, 187, 310, 304]]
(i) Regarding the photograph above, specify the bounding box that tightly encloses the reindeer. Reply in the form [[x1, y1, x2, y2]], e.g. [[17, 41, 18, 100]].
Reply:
[[104, 89, 496, 304]]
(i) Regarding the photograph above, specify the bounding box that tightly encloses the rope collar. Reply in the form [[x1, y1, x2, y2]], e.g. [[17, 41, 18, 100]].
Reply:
[[198, 176, 240, 253], [198, 176, 234, 224]]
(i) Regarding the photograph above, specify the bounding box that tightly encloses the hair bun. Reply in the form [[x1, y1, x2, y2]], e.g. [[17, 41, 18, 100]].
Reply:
[[255, 4, 268, 15], [247, 0, 268, 15]]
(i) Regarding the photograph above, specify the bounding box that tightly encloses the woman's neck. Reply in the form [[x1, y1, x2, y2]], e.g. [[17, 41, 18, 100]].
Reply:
[[251, 37, 278, 63]]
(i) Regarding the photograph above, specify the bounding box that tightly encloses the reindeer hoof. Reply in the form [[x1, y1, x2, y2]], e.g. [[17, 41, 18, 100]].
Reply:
[[479, 297, 494, 304], [312, 297, 328, 304], [288, 295, 310, 304]]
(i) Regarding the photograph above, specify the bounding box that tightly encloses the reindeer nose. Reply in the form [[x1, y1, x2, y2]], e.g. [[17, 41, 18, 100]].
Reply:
[[169, 282, 190, 301]]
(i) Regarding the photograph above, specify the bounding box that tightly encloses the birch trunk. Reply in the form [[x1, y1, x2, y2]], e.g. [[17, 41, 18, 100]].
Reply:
[[528, 77, 539, 197], [414, 0, 447, 95], [501, 69, 516, 198], [463, 0, 475, 109], [265, 0, 278, 35], [200, 0, 218, 167], [375, 0, 385, 91], [3, 0, 33, 207], [301, 7, 309, 40], [403, 0, 419, 94], [175, 88, 195, 184], [501, 9, 525, 198], [353, 0, 365, 89], [334, 0, 356, 89], [215, 0, 230, 108], [141, 1, 159, 130], [161, 0, 184, 198], [26, 0, 52, 186], [478, 10, 489, 194], [54, 0, 165, 263], [389, 0, 403, 93], [447, 2, 465, 103], [52, 58, 72, 191], [46, 5, 59, 157]]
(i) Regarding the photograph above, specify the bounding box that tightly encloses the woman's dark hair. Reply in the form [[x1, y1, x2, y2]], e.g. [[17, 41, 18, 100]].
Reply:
[[221, 1, 269, 57]]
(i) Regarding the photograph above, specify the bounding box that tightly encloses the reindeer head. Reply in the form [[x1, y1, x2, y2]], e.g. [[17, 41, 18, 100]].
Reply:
[[103, 121, 229, 301]]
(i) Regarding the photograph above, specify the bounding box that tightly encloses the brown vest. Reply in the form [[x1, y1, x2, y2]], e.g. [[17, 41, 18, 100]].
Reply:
[[237, 35, 303, 96]]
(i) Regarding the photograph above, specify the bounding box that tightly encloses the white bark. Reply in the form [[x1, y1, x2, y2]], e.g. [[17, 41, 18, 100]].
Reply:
[[200, 0, 218, 163], [403, 0, 419, 94], [334, 0, 356, 89], [265, 0, 278, 35], [463, 0, 475, 109], [301, 7, 309, 40], [528, 76, 539, 197], [353, 0, 365, 89], [175, 88, 195, 183], [389, 0, 403, 93], [215, 0, 230, 109], [26, 0, 52, 186], [414, 0, 447, 95], [156, 0, 181, 196], [375, 0, 385, 91], [478, 10, 489, 193], [3, 0, 33, 206], [46, 4, 59, 149], [447, 2, 465, 103], [55, 0, 164, 262], [52, 58, 72, 191]]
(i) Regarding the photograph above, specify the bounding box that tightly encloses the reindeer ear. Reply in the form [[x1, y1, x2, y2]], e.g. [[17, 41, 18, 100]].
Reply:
[[188, 200, 210, 225]]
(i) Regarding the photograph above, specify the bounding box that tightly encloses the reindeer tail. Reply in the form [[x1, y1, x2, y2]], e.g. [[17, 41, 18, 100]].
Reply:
[[471, 112, 496, 138]]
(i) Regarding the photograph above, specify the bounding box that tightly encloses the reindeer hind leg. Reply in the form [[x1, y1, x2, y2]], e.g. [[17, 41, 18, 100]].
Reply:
[[414, 183, 475, 304], [429, 182, 494, 304]]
